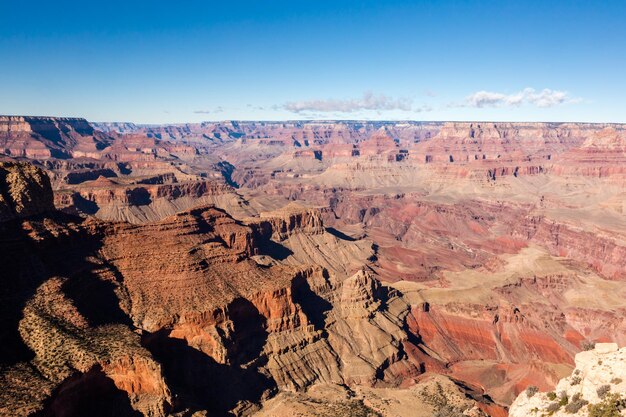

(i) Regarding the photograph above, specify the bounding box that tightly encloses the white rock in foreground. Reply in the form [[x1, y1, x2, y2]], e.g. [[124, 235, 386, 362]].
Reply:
[[509, 343, 626, 417]]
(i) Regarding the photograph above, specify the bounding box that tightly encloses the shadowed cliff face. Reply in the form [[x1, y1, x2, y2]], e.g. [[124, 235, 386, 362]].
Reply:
[[0, 162, 59, 364], [32, 365, 143, 417], [143, 329, 276, 417], [0, 163, 171, 416], [1, 116, 111, 159]]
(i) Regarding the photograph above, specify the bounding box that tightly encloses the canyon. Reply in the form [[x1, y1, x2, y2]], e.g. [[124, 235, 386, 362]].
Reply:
[[0, 117, 624, 417]]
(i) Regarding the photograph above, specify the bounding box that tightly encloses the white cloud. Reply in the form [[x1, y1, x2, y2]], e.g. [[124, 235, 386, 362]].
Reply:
[[464, 88, 581, 108], [283, 91, 415, 113], [414, 104, 433, 113], [194, 106, 224, 114]]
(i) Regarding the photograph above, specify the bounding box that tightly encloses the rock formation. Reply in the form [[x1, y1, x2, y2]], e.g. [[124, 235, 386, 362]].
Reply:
[[0, 162, 54, 221], [0, 116, 111, 159], [509, 343, 626, 417]]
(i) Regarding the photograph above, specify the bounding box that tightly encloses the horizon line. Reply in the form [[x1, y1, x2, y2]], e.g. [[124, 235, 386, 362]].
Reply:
[[3, 115, 626, 126]]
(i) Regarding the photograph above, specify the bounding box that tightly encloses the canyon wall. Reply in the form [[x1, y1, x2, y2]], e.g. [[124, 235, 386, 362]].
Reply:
[[1, 118, 625, 416]]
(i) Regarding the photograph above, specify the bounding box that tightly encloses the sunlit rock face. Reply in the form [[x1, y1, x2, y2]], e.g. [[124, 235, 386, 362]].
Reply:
[[509, 344, 626, 417], [0, 116, 109, 159], [0, 162, 54, 220]]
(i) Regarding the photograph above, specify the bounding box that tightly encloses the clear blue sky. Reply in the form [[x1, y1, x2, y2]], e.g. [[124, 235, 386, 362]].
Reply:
[[1, 0, 624, 123]]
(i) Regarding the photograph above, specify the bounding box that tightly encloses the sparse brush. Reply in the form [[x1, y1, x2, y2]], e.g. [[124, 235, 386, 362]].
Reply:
[[581, 341, 596, 351], [597, 384, 611, 399], [546, 402, 561, 413], [526, 385, 539, 398], [588, 393, 626, 417], [564, 393, 588, 413], [433, 404, 465, 417], [337, 400, 382, 417]]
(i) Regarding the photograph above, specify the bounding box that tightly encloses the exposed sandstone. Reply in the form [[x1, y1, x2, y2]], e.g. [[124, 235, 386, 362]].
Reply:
[[0, 116, 110, 158], [0, 162, 54, 221], [509, 343, 626, 417], [253, 203, 325, 241]]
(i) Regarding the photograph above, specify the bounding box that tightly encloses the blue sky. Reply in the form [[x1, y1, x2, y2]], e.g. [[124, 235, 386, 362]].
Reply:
[[1, 0, 624, 123]]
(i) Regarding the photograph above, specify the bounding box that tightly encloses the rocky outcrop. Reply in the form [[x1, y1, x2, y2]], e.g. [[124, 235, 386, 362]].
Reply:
[[326, 270, 420, 385], [0, 162, 54, 221], [65, 177, 233, 206], [254, 203, 325, 241], [55, 177, 252, 224], [509, 343, 626, 417], [255, 268, 423, 391], [0, 116, 111, 158], [349, 131, 410, 162]]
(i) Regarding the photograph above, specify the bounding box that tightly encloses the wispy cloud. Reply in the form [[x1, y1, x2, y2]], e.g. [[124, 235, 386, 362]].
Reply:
[[414, 104, 433, 113], [194, 106, 224, 114], [463, 88, 582, 108], [283, 91, 414, 114]]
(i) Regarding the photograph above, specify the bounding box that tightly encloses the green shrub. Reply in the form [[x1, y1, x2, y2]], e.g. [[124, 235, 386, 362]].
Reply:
[[587, 393, 626, 417], [331, 400, 382, 417], [420, 381, 468, 417], [526, 385, 539, 398], [582, 341, 596, 351], [597, 384, 611, 399], [558, 392, 569, 406], [433, 404, 465, 417], [564, 393, 588, 413], [565, 400, 585, 413], [547, 391, 557, 400], [546, 402, 561, 413], [570, 376, 582, 385]]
